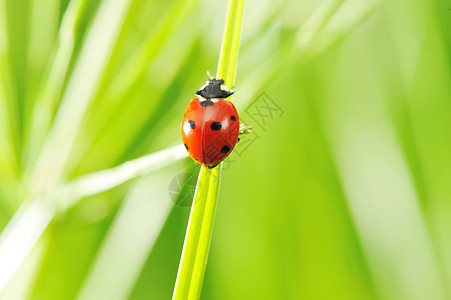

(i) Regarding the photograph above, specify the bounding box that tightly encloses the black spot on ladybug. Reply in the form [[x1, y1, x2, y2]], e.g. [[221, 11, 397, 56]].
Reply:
[[230, 116, 236, 121], [188, 120, 195, 129], [200, 100, 214, 107], [184, 143, 188, 150], [221, 145, 230, 154], [210, 122, 222, 130]]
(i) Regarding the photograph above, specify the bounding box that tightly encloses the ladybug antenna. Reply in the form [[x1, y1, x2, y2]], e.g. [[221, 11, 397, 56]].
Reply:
[[206, 70, 214, 79]]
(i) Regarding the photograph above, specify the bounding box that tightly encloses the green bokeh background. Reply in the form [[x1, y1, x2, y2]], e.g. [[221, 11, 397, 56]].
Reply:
[[1, 0, 451, 299]]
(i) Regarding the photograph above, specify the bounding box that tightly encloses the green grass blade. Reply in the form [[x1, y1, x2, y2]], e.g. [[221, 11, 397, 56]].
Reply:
[[24, 0, 87, 172], [77, 170, 180, 300], [0, 199, 55, 293], [102, 0, 198, 101], [0, 144, 187, 293], [216, 0, 245, 86], [61, 0, 200, 174], [172, 166, 210, 300], [63, 144, 188, 208], [173, 0, 244, 299], [237, 0, 381, 111], [28, 0, 134, 193], [187, 167, 222, 299], [0, 0, 19, 184]]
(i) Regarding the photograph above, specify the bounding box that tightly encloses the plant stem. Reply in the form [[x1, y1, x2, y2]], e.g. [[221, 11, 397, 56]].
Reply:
[[172, 0, 245, 299], [217, 0, 245, 87], [172, 167, 211, 300], [186, 167, 222, 299]]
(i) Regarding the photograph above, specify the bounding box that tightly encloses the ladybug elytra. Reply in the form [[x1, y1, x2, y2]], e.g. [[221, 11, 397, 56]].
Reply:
[[181, 78, 240, 168]]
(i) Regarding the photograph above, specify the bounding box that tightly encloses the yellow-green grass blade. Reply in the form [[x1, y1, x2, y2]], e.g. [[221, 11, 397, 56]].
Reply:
[[0, 144, 187, 294], [237, 0, 383, 111], [76, 169, 184, 300], [172, 166, 210, 300], [61, 0, 200, 176], [27, 0, 134, 195], [216, 0, 245, 87], [0, 0, 19, 193], [186, 167, 222, 299], [24, 0, 87, 173], [173, 0, 244, 299], [67, 27, 202, 176], [102, 0, 199, 102]]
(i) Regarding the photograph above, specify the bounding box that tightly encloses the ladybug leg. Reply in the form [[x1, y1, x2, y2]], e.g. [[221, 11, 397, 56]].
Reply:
[[239, 123, 253, 136]]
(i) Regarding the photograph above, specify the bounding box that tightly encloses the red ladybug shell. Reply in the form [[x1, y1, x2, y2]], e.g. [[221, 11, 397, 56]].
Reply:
[[181, 98, 240, 168]]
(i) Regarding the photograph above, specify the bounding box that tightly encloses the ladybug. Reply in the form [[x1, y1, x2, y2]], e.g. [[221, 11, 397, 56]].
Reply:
[[181, 78, 240, 168]]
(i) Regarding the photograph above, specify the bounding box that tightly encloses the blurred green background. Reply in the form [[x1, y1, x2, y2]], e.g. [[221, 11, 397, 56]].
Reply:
[[1, 0, 451, 299]]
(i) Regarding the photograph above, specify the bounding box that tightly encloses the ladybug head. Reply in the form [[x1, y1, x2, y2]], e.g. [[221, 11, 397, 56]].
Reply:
[[196, 78, 234, 99]]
